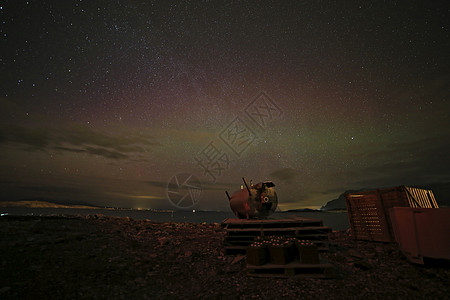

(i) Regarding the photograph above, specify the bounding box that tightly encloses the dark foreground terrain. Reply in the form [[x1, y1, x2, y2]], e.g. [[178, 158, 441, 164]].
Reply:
[[1, 215, 449, 299]]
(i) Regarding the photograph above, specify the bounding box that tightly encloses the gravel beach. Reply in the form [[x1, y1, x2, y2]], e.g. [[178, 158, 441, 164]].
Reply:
[[1, 215, 449, 299]]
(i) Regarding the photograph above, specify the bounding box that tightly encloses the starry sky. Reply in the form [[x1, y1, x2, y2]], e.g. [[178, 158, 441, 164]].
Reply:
[[1, 1, 449, 211]]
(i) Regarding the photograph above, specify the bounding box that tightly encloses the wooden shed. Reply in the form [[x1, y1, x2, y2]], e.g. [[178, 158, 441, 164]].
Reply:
[[345, 186, 438, 242]]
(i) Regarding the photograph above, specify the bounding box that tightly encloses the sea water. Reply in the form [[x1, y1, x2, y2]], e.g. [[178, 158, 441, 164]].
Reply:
[[1, 207, 350, 230]]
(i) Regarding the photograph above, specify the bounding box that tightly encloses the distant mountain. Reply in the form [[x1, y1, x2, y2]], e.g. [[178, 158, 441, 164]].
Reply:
[[320, 196, 345, 211], [320, 188, 373, 211], [285, 208, 321, 213], [321, 182, 450, 211]]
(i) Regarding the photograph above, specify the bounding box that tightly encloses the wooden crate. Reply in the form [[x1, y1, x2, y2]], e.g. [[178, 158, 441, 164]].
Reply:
[[267, 245, 294, 265], [246, 246, 268, 266]]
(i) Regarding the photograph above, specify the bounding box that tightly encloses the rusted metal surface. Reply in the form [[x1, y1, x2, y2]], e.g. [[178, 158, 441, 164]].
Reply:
[[226, 178, 278, 219], [390, 207, 450, 264], [345, 186, 439, 242]]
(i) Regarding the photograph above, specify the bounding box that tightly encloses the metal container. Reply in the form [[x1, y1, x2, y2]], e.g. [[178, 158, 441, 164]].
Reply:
[[226, 178, 278, 219], [390, 207, 450, 264]]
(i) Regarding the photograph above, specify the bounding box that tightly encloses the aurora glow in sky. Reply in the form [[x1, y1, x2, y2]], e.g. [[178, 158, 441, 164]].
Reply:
[[1, 1, 449, 210]]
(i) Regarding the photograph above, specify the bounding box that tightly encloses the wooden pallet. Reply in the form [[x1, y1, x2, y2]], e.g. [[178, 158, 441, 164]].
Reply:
[[222, 217, 325, 229], [246, 261, 334, 278], [222, 217, 332, 254]]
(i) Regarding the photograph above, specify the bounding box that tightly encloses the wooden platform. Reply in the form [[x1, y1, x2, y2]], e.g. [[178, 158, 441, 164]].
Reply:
[[222, 217, 332, 254], [246, 260, 334, 278]]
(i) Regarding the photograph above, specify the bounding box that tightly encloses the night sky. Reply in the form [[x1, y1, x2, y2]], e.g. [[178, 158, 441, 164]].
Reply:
[[1, 1, 449, 211]]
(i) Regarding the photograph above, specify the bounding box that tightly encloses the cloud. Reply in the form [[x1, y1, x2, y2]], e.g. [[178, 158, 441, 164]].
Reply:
[[106, 192, 165, 200], [147, 180, 170, 189], [21, 185, 89, 194], [54, 146, 128, 160], [347, 134, 450, 187], [0, 124, 159, 160], [4, 184, 104, 206], [147, 178, 233, 191], [0, 125, 51, 149], [269, 168, 300, 183]]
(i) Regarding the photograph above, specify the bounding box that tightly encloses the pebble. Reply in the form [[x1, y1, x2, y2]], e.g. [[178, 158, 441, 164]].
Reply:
[[1, 215, 449, 299]]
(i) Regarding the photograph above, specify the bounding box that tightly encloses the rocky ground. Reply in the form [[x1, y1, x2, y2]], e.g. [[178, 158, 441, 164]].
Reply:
[[0, 215, 449, 299]]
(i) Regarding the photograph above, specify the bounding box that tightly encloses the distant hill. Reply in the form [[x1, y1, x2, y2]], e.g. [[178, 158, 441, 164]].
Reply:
[[321, 182, 450, 211], [285, 208, 321, 213]]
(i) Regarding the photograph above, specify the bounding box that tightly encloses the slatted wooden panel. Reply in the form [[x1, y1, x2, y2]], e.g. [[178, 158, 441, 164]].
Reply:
[[345, 192, 394, 242], [404, 186, 439, 208], [378, 187, 410, 241]]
